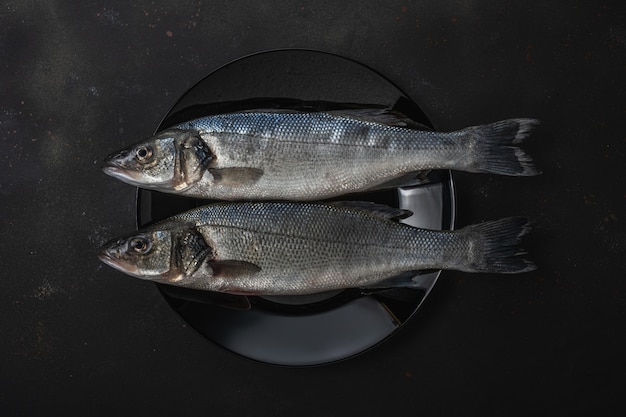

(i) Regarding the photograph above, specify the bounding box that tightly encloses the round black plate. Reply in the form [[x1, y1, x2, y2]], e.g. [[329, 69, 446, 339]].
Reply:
[[137, 50, 455, 366]]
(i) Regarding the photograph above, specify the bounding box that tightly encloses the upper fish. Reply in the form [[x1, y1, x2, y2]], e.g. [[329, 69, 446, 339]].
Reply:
[[102, 108, 540, 201]]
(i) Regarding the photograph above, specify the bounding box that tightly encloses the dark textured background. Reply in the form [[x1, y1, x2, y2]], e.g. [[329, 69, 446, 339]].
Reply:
[[1, 1, 624, 415]]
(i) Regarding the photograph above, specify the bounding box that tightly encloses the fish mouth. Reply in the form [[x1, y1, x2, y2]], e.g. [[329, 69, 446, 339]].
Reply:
[[98, 245, 141, 277], [101, 164, 143, 183], [102, 162, 178, 190], [101, 149, 146, 182], [102, 165, 168, 189], [102, 164, 124, 176], [97, 249, 121, 269]]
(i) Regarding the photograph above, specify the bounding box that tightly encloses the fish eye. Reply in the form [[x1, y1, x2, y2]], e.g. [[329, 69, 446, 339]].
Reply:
[[135, 146, 153, 163], [129, 236, 151, 254]]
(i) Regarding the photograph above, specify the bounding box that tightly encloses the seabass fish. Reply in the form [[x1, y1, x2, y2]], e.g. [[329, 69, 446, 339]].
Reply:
[[98, 201, 535, 296], [102, 109, 540, 200]]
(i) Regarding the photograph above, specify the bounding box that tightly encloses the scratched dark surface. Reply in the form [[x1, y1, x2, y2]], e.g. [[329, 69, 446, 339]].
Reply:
[[1, 1, 625, 416]]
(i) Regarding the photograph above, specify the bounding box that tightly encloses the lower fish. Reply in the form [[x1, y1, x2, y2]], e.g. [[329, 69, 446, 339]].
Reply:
[[102, 109, 540, 200], [98, 201, 535, 296]]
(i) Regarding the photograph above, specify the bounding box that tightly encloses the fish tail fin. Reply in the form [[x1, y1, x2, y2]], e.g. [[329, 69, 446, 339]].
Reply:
[[463, 118, 541, 176], [460, 217, 536, 274]]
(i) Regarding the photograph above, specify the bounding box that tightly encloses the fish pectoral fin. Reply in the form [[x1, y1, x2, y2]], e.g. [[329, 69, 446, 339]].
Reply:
[[209, 167, 264, 187], [330, 201, 413, 221], [209, 260, 262, 279]]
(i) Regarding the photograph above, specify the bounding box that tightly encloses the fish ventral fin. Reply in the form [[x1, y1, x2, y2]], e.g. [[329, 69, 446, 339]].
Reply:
[[361, 271, 434, 290], [366, 170, 432, 191], [461, 217, 536, 274], [326, 108, 431, 129], [157, 285, 251, 310], [214, 294, 252, 308], [209, 167, 264, 187], [329, 201, 413, 220]]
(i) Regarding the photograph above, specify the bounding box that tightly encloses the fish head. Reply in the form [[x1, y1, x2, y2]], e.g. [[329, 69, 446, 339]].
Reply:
[[102, 129, 213, 192], [98, 222, 217, 285], [98, 229, 175, 280]]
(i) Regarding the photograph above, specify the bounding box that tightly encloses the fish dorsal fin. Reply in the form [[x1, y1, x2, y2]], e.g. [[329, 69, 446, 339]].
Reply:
[[329, 201, 413, 220], [326, 108, 429, 129], [236, 108, 303, 114], [232, 107, 430, 129]]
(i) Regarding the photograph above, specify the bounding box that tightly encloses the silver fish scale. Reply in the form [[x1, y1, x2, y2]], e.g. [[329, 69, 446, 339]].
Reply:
[[188, 112, 437, 148], [170, 202, 462, 294], [177, 112, 463, 200]]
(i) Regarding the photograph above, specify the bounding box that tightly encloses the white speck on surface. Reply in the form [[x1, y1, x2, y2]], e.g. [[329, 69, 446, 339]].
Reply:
[[33, 279, 60, 301], [100, 9, 121, 25]]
